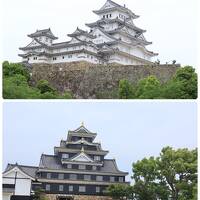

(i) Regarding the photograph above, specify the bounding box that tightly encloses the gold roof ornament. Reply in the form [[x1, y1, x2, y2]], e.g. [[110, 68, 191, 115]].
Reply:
[[81, 146, 85, 152]]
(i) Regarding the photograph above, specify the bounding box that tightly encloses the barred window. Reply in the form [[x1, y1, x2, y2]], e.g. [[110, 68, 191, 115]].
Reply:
[[58, 173, 64, 180], [47, 173, 51, 179], [110, 176, 115, 182], [84, 175, 91, 181], [69, 174, 77, 180], [79, 186, 86, 192], [59, 185, 64, 191], [96, 186, 100, 193], [96, 175, 103, 181], [92, 166, 97, 170], [67, 164, 72, 169], [45, 184, 50, 191], [94, 156, 100, 161], [79, 165, 86, 170], [62, 154, 69, 159], [119, 177, 124, 182], [69, 185, 73, 192]]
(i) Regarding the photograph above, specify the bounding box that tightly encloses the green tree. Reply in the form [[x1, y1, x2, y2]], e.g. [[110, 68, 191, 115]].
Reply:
[[106, 184, 134, 200], [36, 80, 56, 94], [3, 61, 30, 81], [3, 74, 40, 99], [162, 66, 197, 99], [119, 79, 135, 99], [135, 75, 161, 99], [32, 188, 48, 200], [132, 147, 197, 200]]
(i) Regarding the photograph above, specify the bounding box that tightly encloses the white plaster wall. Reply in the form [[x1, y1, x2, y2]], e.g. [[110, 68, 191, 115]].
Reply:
[[3, 193, 13, 200], [92, 29, 113, 44], [15, 179, 31, 196], [3, 168, 32, 196]]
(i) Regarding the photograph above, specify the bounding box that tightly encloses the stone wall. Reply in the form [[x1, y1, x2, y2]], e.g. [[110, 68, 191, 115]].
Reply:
[[30, 61, 180, 99], [45, 194, 112, 200]]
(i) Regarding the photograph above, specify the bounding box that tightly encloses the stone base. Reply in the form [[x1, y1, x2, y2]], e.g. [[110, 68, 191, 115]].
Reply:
[[30, 62, 180, 99], [45, 194, 112, 200]]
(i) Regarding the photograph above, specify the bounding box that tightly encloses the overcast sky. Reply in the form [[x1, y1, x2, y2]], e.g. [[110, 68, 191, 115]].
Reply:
[[1, 0, 198, 67], [3, 102, 197, 182]]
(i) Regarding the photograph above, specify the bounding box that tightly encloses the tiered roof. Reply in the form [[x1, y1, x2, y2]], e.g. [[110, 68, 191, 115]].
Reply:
[[38, 154, 128, 176], [68, 27, 96, 39], [93, 0, 139, 19], [28, 28, 58, 40]]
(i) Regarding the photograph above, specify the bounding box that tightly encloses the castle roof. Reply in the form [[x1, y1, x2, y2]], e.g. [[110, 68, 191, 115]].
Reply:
[[68, 27, 96, 39], [28, 28, 58, 40], [86, 18, 146, 33], [4, 163, 38, 179], [39, 154, 128, 175], [93, 0, 139, 19]]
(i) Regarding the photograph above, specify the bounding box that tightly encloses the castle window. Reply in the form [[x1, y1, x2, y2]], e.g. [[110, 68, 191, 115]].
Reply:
[[110, 176, 115, 182], [58, 173, 64, 179], [46, 184, 50, 191], [62, 154, 69, 159], [79, 186, 86, 192], [119, 177, 124, 182], [67, 164, 72, 169], [96, 187, 100, 193], [62, 56, 65, 59], [79, 165, 86, 170], [68, 55, 72, 58], [69, 185, 73, 192], [69, 174, 77, 180], [96, 175, 103, 181], [103, 15, 105, 19], [92, 166, 97, 170], [84, 175, 91, 180], [59, 185, 64, 191], [110, 14, 112, 18], [94, 156, 100, 161], [47, 173, 51, 179], [106, 14, 109, 18]]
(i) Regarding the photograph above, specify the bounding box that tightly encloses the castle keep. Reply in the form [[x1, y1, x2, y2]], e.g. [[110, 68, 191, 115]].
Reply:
[[19, 0, 158, 65], [3, 124, 129, 200]]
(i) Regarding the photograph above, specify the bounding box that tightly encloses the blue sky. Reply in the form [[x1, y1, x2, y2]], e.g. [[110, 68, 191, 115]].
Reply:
[[3, 101, 197, 182], [1, 0, 198, 67]]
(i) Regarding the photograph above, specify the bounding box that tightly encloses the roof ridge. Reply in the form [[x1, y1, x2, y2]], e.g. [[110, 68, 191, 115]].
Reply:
[[42, 154, 56, 157], [8, 163, 38, 168]]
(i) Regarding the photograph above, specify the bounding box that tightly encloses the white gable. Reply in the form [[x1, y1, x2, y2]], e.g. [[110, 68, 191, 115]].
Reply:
[[92, 28, 114, 44], [100, 1, 116, 10], [71, 152, 94, 162], [3, 166, 34, 180], [68, 37, 80, 44], [3, 166, 33, 196], [27, 40, 40, 47]]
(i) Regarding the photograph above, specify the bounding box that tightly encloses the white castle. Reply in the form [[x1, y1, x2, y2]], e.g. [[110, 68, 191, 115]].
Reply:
[[19, 0, 158, 65]]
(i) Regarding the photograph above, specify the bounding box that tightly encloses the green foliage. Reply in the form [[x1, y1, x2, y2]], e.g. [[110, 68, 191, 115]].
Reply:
[[2, 62, 72, 99], [32, 188, 48, 200], [36, 80, 56, 94], [162, 66, 198, 99], [132, 147, 197, 200], [119, 79, 135, 99], [3, 61, 30, 81], [3, 75, 41, 99], [106, 184, 134, 200], [135, 75, 161, 99], [118, 66, 197, 99]]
